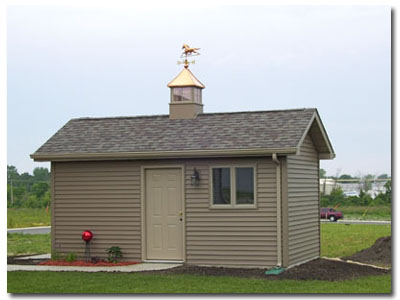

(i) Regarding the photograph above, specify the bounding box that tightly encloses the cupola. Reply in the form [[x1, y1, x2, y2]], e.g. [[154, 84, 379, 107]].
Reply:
[[167, 44, 205, 119]]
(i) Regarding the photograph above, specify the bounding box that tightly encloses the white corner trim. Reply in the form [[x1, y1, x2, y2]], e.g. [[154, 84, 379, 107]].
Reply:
[[272, 153, 282, 267]]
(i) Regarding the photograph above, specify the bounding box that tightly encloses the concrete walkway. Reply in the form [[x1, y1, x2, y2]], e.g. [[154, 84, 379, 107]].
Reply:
[[321, 220, 391, 225], [8, 226, 51, 234], [14, 254, 51, 260], [8, 262, 182, 273]]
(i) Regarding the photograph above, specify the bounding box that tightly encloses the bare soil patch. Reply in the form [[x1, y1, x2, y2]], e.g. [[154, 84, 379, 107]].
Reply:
[[141, 258, 389, 281], [342, 236, 391, 266]]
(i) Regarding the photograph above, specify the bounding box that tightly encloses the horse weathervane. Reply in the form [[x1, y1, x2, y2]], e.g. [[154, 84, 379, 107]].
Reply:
[[178, 44, 200, 68]]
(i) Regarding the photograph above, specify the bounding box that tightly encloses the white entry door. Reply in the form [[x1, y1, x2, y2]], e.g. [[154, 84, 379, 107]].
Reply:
[[145, 168, 183, 260]]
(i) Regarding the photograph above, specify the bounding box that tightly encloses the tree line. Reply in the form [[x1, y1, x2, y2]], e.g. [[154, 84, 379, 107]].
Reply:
[[7, 165, 51, 208], [319, 169, 389, 181]]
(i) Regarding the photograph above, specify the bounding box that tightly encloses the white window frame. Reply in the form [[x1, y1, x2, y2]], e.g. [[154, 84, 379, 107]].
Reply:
[[209, 165, 257, 209]]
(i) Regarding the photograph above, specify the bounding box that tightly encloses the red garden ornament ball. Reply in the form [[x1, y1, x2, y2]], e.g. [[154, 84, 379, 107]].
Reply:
[[82, 230, 93, 242]]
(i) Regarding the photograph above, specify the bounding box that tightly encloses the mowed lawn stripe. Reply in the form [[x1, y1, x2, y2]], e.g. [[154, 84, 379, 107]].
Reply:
[[7, 272, 391, 294]]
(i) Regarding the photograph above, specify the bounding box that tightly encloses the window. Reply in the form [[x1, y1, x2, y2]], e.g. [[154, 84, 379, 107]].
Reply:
[[193, 88, 202, 103], [211, 166, 256, 208], [236, 167, 254, 204], [212, 168, 231, 204], [172, 87, 193, 102]]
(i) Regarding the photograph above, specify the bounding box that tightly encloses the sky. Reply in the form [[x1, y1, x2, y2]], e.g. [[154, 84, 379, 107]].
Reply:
[[7, 5, 391, 177]]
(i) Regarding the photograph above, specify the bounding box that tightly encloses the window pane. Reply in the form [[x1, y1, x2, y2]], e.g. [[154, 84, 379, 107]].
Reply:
[[236, 167, 254, 205], [181, 87, 192, 101], [194, 88, 201, 103], [172, 88, 183, 102], [212, 168, 231, 205]]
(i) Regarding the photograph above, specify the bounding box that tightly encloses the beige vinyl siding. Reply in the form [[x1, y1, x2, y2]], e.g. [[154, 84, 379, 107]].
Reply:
[[185, 158, 277, 268], [52, 157, 277, 267], [53, 161, 141, 261], [286, 134, 320, 266]]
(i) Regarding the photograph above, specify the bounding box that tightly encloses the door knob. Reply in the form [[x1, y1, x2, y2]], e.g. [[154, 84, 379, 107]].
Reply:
[[178, 211, 183, 216]]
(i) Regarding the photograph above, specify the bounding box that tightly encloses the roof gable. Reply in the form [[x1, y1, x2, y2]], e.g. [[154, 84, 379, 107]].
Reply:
[[296, 110, 335, 159]]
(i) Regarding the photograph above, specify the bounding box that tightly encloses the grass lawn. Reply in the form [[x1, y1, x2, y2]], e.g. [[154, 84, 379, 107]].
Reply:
[[7, 208, 51, 228], [7, 233, 51, 256], [7, 272, 391, 294], [321, 223, 391, 259], [340, 206, 391, 221]]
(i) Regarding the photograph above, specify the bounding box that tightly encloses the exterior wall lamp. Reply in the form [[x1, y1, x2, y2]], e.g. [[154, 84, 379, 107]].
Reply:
[[191, 168, 200, 186]]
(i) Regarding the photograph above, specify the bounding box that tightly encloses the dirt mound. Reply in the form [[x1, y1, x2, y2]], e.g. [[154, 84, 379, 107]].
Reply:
[[270, 258, 389, 281], [343, 236, 391, 266], [142, 258, 389, 281]]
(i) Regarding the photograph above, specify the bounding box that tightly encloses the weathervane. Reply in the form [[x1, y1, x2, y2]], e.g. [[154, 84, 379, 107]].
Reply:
[[178, 44, 200, 68]]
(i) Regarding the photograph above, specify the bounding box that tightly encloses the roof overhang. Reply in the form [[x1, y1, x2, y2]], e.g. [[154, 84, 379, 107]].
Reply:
[[296, 110, 335, 160], [30, 147, 298, 162]]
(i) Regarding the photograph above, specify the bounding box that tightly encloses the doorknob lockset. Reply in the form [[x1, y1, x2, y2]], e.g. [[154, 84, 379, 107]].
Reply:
[[178, 211, 183, 216]]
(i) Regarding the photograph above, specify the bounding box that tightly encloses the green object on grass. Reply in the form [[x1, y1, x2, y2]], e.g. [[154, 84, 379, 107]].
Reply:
[[265, 267, 285, 275]]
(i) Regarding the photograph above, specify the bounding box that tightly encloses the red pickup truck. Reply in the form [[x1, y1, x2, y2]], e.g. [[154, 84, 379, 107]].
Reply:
[[320, 208, 343, 222]]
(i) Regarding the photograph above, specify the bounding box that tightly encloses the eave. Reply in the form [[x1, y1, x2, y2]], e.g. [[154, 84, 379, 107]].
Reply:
[[30, 147, 298, 162]]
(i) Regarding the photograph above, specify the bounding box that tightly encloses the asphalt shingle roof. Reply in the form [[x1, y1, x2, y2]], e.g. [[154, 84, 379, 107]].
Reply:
[[33, 108, 316, 155]]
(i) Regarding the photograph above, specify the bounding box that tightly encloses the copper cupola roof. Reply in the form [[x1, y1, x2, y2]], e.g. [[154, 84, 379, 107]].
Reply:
[[167, 67, 205, 88]]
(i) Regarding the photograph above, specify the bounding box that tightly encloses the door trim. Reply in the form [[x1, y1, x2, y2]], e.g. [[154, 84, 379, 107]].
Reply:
[[140, 165, 185, 262]]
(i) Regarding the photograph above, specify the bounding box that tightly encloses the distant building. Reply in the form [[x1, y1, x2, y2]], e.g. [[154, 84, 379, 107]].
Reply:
[[320, 178, 335, 195], [320, 179, 388, 198]]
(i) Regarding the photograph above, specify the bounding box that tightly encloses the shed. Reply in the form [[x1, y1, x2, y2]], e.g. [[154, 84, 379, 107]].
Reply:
[[31, 57, 335, 269]]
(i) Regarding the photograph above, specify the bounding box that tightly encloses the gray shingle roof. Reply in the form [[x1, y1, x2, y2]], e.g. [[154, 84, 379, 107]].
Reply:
[[33, 108, 317, 156]]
